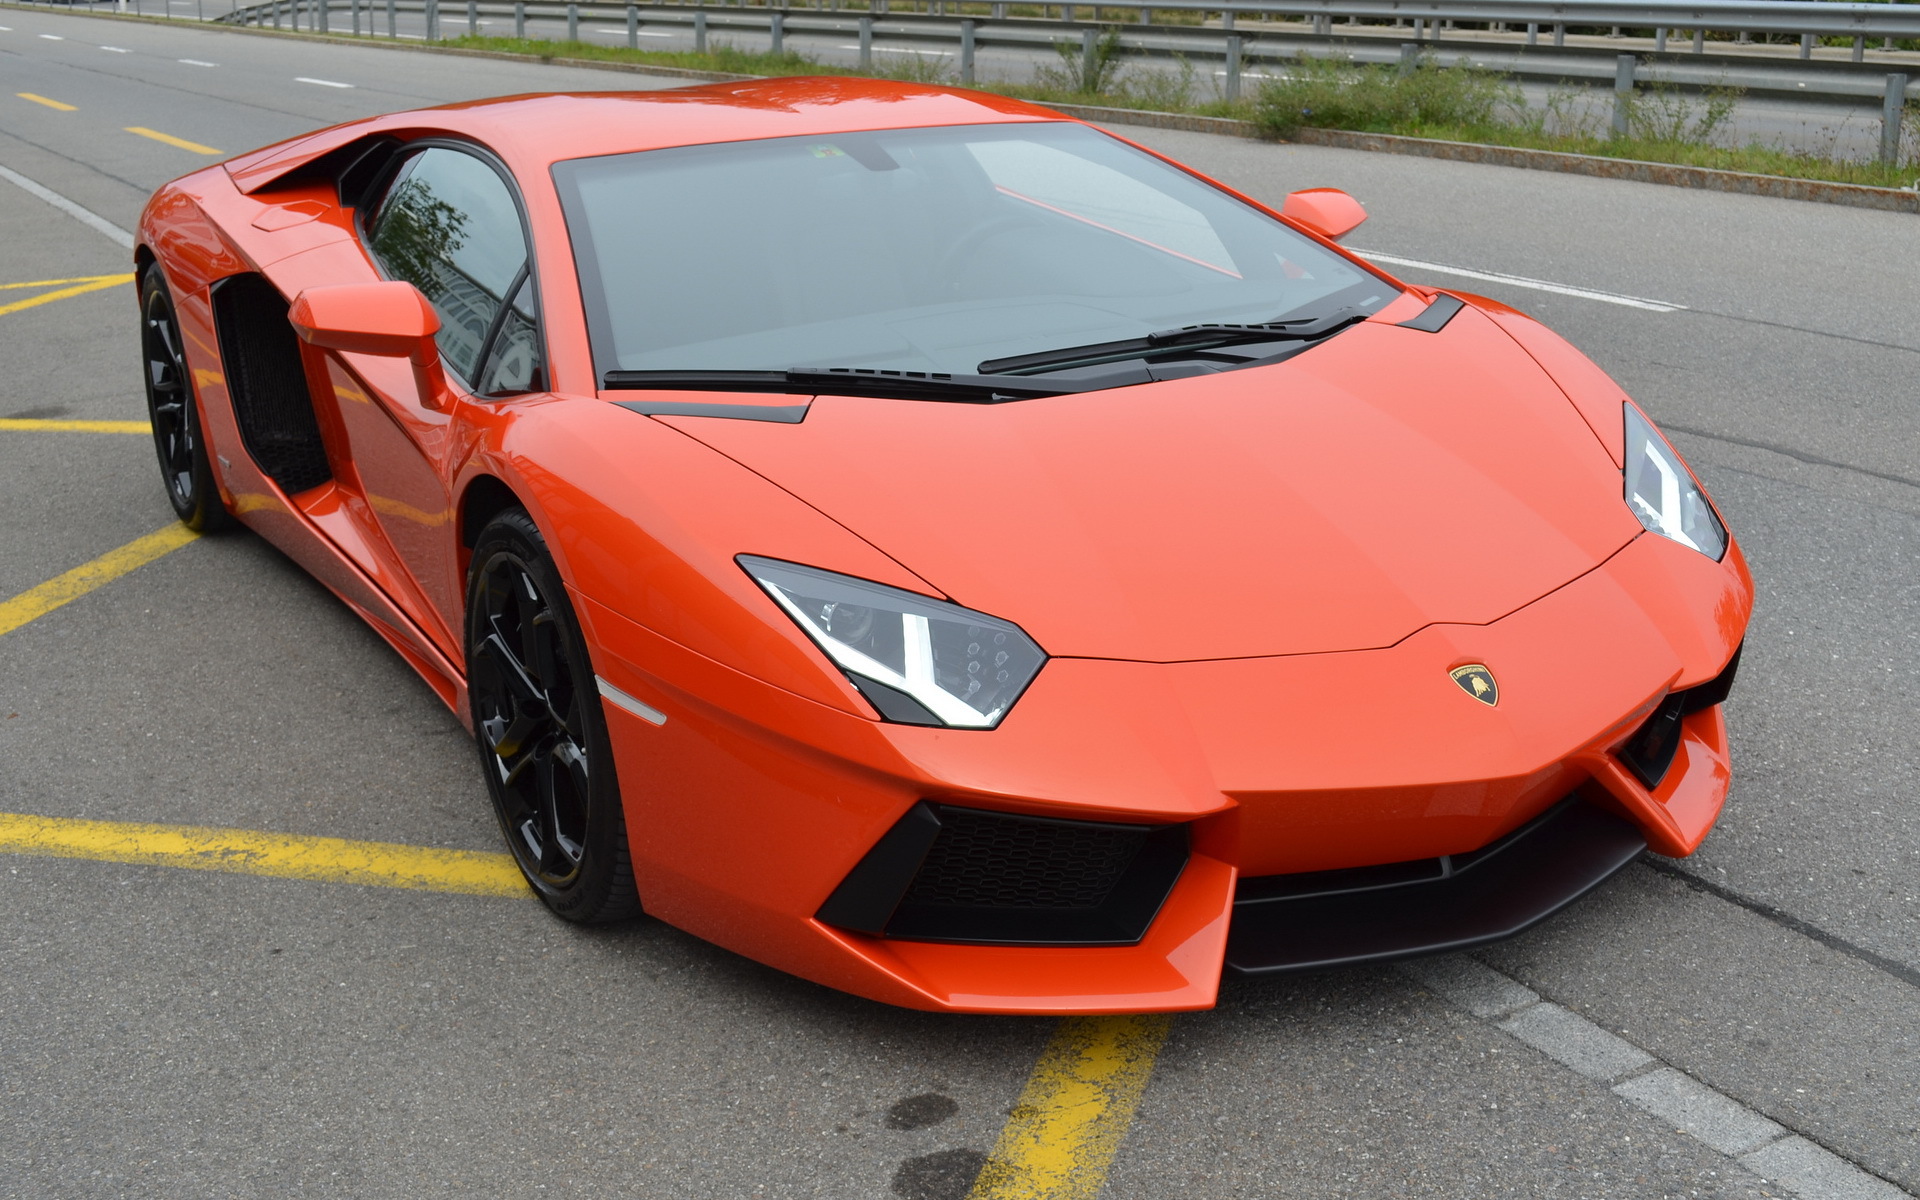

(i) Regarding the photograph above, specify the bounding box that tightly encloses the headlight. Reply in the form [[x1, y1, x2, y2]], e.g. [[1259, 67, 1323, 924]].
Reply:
[[739, 557, 1047, 729], [1624, 404, 1726, 560]]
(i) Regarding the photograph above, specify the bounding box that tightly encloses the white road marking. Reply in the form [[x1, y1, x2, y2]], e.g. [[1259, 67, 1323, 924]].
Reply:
[[1401, 955, 1908, 1200], [295, 76, 353, 87], [101, 45, 133, 52], [1352, 248, 1686, 312], [178, 58, 218, 66], [0, 164, 135, 249], [39, 33, 65, 40], [835, 43, 950, 55]]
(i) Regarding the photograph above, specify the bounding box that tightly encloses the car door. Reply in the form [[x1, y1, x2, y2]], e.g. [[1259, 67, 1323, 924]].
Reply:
[[327, 143, 547, 655]]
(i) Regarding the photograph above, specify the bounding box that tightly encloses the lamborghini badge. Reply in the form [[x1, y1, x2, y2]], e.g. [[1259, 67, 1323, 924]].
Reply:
[[1450, 664, 1499, 706]]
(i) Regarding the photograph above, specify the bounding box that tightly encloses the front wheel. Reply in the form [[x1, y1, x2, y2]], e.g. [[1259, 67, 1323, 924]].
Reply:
[[466, 509, 640, 923], [140, 267, 231, 532]]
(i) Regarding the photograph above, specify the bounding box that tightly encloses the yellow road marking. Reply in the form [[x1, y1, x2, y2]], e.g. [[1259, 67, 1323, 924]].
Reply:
[[125, 126, 221, 155], [0, 418, 147, 433], [1, 274, 134, 291], [17, 92, 76, 111], [0, 813, 527, 897], [0, 273, 133, 318], [0, 524, 198, 638], [969, 1014, 1173, 1199]]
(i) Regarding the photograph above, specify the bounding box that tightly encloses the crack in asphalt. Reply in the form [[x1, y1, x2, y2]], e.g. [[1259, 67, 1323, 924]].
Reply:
[[1643, 855, 1920, 994], [1664, 424, 1920, 493]]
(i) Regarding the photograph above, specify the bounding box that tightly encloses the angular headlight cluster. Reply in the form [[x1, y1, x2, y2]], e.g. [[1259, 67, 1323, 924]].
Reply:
[[1624, 404, 1727, 560], [740, 557, 1047, 729]]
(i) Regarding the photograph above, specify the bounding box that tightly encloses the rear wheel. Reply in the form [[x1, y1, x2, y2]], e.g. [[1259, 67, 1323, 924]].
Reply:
[[140, 267, 231, 532], [466, 509, 640, 923]]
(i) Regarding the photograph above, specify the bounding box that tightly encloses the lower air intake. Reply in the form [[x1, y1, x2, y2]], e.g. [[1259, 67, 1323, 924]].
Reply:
[[817, 803, 1189, 946]]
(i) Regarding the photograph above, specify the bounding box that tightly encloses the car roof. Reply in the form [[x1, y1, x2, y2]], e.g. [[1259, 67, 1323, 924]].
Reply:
[[226, 77, 1066, 193]]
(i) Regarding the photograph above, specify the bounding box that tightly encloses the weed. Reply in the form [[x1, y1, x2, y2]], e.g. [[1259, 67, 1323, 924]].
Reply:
[[1251, 52, 1516, 138], [1034, 26, 1126, 95]]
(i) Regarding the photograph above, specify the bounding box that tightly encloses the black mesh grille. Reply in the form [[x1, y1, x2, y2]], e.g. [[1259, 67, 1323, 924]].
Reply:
[[212, 273, 332, 495], [905, 809, 1145, 911]]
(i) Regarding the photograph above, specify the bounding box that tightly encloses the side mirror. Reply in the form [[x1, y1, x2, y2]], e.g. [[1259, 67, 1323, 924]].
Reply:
[[289, 281, 449, 409], [1281, 188, 1368, 241]]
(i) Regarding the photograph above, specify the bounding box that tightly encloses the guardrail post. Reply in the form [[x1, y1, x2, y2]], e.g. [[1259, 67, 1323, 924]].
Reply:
[[386, 0, 395, 36], [857, 13, 871, 64], [1397, 41, 1416, 76], [566, 2, 577, 39], [1524, 21, 1536, 46], [1062, 3, 1074, 22], [627, 1, 637, 46], [1799, 32, 1812, 60], [271, 0, 280, 27], [1551, 22, 1563, 46], [317, 0, 328, 31], [1654, 27, 1665, 53], [959, 17, 975, 83], [991, 1, 1004, 16], [513, 0, 522, 35], [1883, 73, 1909, 164], [466, 0, 475, 35], [1852, 36, 1864, 64], [695, 9, 708, 52], [1612, 54, 1635, 137], [426, 0, 438, 38], [1138, 6, 1149, 23], [770, 9, 783, 53], [1692, 27, 1702, 52], [1080, 26, 1096, 80], [1224, 32, 1242, 100]]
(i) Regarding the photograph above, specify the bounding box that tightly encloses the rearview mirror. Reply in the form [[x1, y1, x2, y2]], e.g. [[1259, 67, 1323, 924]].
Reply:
[[289, 281, 449, 408], [1281, 188, 1368, 241]]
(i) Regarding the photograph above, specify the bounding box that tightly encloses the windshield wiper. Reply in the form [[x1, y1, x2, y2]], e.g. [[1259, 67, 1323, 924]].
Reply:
[[976, 306, 1370, 377], [601, 366, 1150, 403]]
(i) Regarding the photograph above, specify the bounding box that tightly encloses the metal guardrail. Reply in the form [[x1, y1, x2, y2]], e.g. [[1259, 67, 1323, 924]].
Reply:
[[201, 0, 1916, 162]]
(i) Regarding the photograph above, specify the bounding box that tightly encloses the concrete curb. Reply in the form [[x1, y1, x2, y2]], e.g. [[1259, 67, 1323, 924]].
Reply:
[[1039, 101, 1920, 214], [28, 10, 1919, 213]]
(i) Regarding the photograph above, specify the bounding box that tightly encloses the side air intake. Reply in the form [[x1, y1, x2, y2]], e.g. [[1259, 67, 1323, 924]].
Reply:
[[816, 802, 1188, 946], [211, 273, 331, 496]]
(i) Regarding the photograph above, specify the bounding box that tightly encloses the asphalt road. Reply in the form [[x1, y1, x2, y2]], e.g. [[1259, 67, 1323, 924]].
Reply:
[[0, 10, 1915, 1198]]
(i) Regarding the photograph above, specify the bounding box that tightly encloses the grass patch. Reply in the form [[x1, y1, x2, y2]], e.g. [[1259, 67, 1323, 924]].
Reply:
[[1253, 52, 1920, 189]]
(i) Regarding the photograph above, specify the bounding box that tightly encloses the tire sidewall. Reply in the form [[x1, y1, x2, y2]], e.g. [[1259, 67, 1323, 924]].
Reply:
[[465, 509, 636, 922], [140, 266, 228, 531]]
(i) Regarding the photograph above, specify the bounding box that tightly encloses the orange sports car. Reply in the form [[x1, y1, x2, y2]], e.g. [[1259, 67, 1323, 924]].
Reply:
[[136, 78, 1749, 1013]]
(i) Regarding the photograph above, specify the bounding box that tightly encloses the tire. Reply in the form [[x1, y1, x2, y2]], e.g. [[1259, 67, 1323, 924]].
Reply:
[[466, 509, 640, 923], [140, 266, 232, 532]]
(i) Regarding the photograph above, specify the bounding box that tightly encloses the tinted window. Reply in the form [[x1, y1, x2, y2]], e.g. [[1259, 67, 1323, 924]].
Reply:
[[476, 273, 543, 395], [554, 122, 1389, 379], [368, 147, 528, 382]]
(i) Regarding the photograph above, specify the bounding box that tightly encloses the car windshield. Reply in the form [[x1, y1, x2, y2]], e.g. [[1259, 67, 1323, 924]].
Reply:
[[554, 121, 1393, 383]]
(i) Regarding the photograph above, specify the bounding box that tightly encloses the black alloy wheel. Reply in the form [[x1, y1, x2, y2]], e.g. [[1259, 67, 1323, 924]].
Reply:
[[467, 509, 640, 923], [140, 267, 231, 531]]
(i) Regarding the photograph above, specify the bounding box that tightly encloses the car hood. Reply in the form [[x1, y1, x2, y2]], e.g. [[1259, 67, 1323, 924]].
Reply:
[[652, 305, 1641, 662]]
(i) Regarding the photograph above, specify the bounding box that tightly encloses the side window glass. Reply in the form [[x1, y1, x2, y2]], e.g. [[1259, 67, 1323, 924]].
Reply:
[[477, 274, 544, 395], [367, 147, 527, 382]]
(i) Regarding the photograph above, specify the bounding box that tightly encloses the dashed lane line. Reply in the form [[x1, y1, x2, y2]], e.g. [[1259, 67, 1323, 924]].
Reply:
[[295, 76, 353, 87], [1351, 248, 1687, 312], [16, 92, 77, 111], [0, 813, 528, 897], [0, 164, 135, 247], [0, 418, 147, 433], [1400, 955, 1915, 1200], [0, 273, 134, 318], [125, 125, 221, 154], [968, 1014, 1172, 1200], [178, 57, 218, 66], [0, 524, 198, 639]]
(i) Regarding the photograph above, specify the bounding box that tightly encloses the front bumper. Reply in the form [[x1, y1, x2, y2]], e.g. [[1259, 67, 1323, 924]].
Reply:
[[581, 528, 1752, 1013]]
